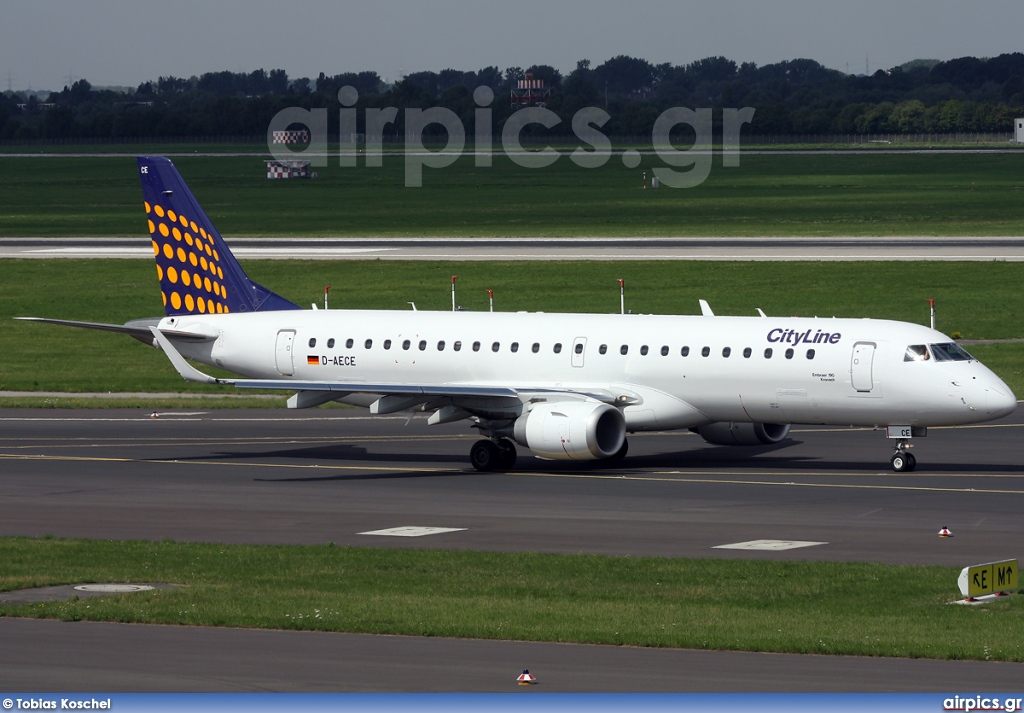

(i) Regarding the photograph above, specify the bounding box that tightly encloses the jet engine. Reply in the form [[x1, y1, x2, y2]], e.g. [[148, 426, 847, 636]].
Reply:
[[694, 422, 791, 446], [512, 401, 626, 460]]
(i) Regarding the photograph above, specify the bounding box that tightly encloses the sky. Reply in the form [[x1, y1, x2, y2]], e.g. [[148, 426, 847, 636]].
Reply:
[[2, 0, 1023, 92]]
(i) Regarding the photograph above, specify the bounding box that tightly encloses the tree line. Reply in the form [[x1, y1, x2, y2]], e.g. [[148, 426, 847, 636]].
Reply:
[[2, 53, 1023, 141]]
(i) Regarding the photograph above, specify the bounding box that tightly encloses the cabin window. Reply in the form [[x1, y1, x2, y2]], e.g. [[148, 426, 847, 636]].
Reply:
[[418, 340, 427, 351], [346, 338, 354, 349], [599, 344, 608, 354], [532, 343, 540, 353], [904, 345, 930, 362], [383, 339, 391, 350], [437, 340, 445, 351], [511, 342, 519, 353], [661, 345, 669, 356], [681, 346, 690, 357], [722, 347, 731, 358], [553, 343, 563, 354], [743, 347, 752, 358], [492, 342, 500, 352], [453, 341, 462, 352], [327, 338, 335, 348], [701, 346, 710, 357], [785, 348, 794, 359], [364, 339, 372, 349], [764, 348, 773, 359], [574, 343, 584, 354], [640, 345, 649, 356], [806, 349, 815, 360], [620, 345, 628, 355], [472, 341, 481, 352], [308, 338, 316, 348], [402, 339, 411, 350]]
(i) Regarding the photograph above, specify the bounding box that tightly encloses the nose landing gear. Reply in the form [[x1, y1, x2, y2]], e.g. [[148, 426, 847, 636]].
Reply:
[[890, 441, 916, 472], [886, 426, 926, 472]]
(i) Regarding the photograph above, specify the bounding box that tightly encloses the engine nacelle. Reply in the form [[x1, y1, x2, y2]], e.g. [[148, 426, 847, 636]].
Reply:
[[694, 422, 791, 446], [513, 401, 626, 460]]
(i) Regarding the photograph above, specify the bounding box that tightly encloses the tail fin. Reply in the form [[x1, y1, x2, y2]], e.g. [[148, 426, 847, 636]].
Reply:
[[138, 156, 300, 316]]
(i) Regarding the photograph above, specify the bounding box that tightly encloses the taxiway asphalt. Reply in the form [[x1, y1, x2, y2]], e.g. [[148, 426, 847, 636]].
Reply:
[[1, 408, 1022, 691]]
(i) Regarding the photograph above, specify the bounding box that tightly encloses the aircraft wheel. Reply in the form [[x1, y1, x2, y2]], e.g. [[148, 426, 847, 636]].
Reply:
[[904, 452, 917, 471], [891, 453, 911, 472], [496, 439, 517, 470], [470, 439, 500, 472]]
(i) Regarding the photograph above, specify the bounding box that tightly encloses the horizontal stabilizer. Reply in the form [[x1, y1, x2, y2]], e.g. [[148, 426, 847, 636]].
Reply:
[[16, 317, 216, 342]]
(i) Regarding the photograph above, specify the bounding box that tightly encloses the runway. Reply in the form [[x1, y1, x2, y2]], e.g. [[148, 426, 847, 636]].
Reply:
[[3, 236, 1024, 261], [1, 408, 1022, 690]]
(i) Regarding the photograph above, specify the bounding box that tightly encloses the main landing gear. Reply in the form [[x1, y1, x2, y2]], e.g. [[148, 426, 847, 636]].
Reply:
[[470, 438, 517, 472]]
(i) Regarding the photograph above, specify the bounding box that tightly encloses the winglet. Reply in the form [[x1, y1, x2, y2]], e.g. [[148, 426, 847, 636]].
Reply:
[[149, 326, 234, 385]]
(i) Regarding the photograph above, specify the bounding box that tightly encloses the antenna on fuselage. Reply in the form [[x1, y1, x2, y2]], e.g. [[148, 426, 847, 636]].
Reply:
[[699, 299, 715, 317]]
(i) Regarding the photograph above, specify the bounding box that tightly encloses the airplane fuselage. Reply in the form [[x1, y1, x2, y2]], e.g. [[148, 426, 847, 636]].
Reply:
[[162, 309, 1016, 431]]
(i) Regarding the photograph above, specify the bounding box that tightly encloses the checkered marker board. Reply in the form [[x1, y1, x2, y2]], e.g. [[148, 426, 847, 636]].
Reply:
[[272, 130, 310, 144]]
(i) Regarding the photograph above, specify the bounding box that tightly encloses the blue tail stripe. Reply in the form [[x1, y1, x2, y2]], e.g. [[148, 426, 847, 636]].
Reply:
[[137, 156, 299, 316]]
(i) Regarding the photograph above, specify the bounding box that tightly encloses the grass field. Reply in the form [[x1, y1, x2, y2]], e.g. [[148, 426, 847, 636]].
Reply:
[[2, 258, 1023, 395], [1, 537, 1021, 661], [2, 153, 1024, 237]]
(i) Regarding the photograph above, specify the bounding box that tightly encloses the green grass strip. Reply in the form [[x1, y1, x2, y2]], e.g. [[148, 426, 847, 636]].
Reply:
[[1, 537, 1021, 661], [4, 153, 1024, 237]]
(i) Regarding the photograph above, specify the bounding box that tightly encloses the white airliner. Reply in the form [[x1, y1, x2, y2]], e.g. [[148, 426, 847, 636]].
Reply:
[[19, 156, 1017, 472]]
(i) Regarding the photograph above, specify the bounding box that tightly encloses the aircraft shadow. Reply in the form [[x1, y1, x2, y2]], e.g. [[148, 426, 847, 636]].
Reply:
[[154, 438, 1024, 480]]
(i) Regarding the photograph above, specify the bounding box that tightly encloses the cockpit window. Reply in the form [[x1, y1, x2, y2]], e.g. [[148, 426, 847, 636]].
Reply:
[[930, 342, 974, 362], [904, 345, 930, 362]]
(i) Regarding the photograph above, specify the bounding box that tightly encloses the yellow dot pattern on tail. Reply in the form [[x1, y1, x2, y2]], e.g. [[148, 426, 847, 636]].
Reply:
[[147, 200, 229, 315]]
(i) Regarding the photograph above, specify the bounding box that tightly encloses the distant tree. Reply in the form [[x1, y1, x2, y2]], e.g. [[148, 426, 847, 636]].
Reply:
[[889, 100, 926, 132], [268, 69, 289, 94], [686, 56, 737, 84], [593, 55, 654, 95], [473, 66, 504, 91], [400, 71, 439, 96]]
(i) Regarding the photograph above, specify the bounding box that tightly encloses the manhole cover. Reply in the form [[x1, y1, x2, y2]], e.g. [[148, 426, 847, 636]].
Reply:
[[73, 584, 155, 593]]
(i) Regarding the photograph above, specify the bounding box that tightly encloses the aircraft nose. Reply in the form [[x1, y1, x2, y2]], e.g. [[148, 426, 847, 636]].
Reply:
[[984, 381, 1017, 418]]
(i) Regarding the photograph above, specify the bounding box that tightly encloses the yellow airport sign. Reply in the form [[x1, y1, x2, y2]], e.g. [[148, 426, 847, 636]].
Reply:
[[958, 559, 1018, 598]]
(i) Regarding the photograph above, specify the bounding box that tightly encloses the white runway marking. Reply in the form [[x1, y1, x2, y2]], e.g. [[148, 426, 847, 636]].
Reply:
[[358, 526, 467, 537], [713, 539, 828, 551]]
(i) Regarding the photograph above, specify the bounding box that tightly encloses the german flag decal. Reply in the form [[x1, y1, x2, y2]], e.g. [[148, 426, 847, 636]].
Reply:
[[307, 355, 320, 365]]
